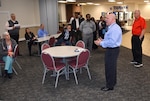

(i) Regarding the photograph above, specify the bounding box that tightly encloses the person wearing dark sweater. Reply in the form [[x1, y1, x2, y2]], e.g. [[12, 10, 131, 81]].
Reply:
[[55, 24, 73, 46], [0, 32, 17, 79], [25, 28, 37, 56]]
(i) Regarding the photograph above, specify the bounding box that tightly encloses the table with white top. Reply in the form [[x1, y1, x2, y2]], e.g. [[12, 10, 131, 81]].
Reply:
[[42, 46, 85, 80], [34, 33, 61, 55]]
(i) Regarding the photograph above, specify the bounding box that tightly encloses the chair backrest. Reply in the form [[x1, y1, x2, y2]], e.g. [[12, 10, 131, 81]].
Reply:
[[0, 60, 5, 64], [48, 37, 55, 47], [41, 43, 50, 51], [14, 45, 19, 58], [76, 49, 90, 68], [41, 52, 56, 70], [76, 40, 85, 48]]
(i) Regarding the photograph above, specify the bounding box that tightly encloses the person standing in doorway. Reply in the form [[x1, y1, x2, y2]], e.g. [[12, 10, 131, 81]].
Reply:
[[130, 10, 146, 68], [94, 13, 122, 91], [5, 13, 21, 55], [71, 13, 82, 44], [79, 14, 96, 51]]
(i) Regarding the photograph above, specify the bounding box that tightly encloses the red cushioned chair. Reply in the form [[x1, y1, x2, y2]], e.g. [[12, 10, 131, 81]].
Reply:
[[48, 37, 55, 47], [68, 49, 91, 84], [41, 43, 50, 51], [41, 52, 66, 88], [76, 40, 85, 48]]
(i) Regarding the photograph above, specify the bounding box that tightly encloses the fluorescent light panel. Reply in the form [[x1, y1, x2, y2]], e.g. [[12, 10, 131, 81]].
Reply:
[[108, 0, 116, 2], [79, 3, 87, 5], [144, 0, 149, 2], [58, 0, 67, 3], [87, 2, 94, 5], [94, 3, 100, 5], [66, 0, 76, 2], [117, 2, 123, 4]]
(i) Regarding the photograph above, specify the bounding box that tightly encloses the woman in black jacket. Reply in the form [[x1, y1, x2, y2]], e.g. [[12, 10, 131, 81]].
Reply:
[[25, 28, 37, 56]]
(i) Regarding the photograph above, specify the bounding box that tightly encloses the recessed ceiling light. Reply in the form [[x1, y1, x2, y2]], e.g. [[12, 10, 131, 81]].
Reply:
[[117, 2, 123, 4], [94, 3, 100, 5], [87, 2, 94, 5], [144, 0, 149, 2], [66, 0, 76, 2], [108, 0, 116, 2], [79, 3, 87, 5], [58, 0, 67, 3]]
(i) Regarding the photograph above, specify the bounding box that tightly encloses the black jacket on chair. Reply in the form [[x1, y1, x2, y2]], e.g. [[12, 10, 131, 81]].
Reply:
[[25, 32, 35, 42]]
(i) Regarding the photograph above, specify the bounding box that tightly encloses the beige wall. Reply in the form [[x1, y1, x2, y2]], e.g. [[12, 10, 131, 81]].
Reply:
[[145, 20, 150, 33], [138, 4, 150, 19], [19, 26, 40, 41]]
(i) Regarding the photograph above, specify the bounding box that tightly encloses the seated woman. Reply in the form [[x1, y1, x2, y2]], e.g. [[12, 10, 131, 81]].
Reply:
[[55, 24, 73, 46], [25, 28, 37, 56], [0, 32, 17, 79]]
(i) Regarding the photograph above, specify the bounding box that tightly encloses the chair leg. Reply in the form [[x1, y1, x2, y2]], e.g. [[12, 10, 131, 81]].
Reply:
[[55, 72, 60, 88], [42, 69, 47, 84], [86, 66, 91, 80], [15, 60, 22, 69], [73, 69, 78, 84], [64, 68, 68, 80], [80, 68, 82, 74], [51, 71, 56, 77], [0, 66, 2, 76], [12, 66, 18, 75]]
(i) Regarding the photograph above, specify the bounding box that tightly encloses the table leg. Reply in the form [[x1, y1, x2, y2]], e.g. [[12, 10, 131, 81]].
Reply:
[[63, 58, 69, 80]]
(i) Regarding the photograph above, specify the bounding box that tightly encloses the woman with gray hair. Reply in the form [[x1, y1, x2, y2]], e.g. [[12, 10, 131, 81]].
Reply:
[[0, 32, 17, 79]]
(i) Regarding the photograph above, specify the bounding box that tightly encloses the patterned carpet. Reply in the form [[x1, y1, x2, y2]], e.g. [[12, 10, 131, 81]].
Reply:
[[0, 41, 150, 101]]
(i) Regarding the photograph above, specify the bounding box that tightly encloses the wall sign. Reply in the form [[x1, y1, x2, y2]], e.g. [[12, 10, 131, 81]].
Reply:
[[111, 5, 128, 12]]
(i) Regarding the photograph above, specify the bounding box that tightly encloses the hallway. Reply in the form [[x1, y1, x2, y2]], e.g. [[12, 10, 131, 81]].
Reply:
[[122, 26, 150, 57]]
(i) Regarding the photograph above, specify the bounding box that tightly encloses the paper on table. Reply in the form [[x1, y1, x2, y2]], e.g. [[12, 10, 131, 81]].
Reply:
[[74, 48, 85, 52], [14, 24, 20, 28]]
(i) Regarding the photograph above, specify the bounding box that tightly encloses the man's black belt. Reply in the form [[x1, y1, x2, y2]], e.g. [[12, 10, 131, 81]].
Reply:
[[106, 47, 119, 49]]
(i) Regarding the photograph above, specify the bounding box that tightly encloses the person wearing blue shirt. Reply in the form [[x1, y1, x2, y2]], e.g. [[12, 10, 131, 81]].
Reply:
[[38, 24, 48, 38], [37, 24, 48, 54], [94, 13, 122, 91]]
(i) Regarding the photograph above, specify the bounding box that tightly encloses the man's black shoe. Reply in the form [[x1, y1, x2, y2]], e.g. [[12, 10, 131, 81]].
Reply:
[[101, 87, 114, 91]]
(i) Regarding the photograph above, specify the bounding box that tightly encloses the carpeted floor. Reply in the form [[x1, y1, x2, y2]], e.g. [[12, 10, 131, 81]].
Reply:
[[0, 41, 150, 101]]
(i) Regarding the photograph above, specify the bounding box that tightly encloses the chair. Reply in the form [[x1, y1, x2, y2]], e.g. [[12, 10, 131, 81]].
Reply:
[[0, 60, 5, 76], [41, 43, 61, 77], [13, 45, 22, 70], [48, 37, 55, 47], [41, 43, 50, 51], [76, 40, 85, 48], [0, 45, 21, 76], [41, 52, 66, 88], [68, 49, 91, 84], [75, 40, 85, 73]]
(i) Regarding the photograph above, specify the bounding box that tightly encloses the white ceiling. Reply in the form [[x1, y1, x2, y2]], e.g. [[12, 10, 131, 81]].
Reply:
[[75, 0, 148, 4]]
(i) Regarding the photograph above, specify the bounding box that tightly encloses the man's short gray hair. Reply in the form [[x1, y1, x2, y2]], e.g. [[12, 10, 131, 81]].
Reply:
[[3, 32, 9, 36]]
